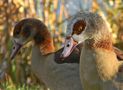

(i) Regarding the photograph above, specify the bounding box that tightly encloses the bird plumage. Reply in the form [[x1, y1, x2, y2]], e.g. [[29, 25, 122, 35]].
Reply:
[[10, 18, 83, 90], [61, 12, 123, 90]]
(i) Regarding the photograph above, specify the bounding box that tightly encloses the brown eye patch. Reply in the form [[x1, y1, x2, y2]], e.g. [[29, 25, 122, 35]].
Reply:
[[13, 26, 21, 37], [72, 20, 86, 35], [13, 21, 23, 37], [16, 29, 20, 34]]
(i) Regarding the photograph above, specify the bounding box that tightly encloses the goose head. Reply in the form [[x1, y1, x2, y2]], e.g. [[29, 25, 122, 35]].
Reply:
[[61, 12, 112, 58], [10, 18, 55, 60]]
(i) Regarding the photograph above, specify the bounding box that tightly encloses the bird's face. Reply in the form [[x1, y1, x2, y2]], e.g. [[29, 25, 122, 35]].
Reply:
[[61, 19, 87, 58], [10, 18, 51, 60], [10, 20, 35, 60], [13, 23, 33, 45], [61, 12, 103, 58]]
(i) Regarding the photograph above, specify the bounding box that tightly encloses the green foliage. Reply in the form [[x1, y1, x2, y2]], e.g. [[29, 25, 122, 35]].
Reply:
[[1, 83, 42, 90]]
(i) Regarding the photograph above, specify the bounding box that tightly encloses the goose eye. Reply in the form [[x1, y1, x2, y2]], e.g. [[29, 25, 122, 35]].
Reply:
[[15, 29, 20, 35], [67, 42, 70, 47], [72, 20, 86, 35]]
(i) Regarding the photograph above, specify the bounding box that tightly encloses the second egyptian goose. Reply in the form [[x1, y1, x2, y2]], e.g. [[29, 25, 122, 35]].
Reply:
[[61, 12, 123, 90], [10, 18, 83, 90]]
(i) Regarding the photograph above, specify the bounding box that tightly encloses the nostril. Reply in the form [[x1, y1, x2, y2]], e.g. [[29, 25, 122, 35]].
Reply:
[[13, 46, 15, 49]]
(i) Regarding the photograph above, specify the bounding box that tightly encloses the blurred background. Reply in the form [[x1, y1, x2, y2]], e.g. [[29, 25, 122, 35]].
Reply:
[[0, 0, 123, 90]]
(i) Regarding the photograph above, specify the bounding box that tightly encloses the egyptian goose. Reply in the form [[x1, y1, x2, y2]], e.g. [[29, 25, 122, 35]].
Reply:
[[61, 12, 123, 90], [10, 18, 83, 90]]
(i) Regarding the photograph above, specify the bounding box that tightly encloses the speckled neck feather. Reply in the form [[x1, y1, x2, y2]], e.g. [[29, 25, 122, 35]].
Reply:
[[87, 38, 113, 51]]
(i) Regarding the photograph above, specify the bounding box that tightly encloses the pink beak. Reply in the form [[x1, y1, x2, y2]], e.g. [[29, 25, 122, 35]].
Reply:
[[10, 40, 22, 60], [61, 36, 78, 58]]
